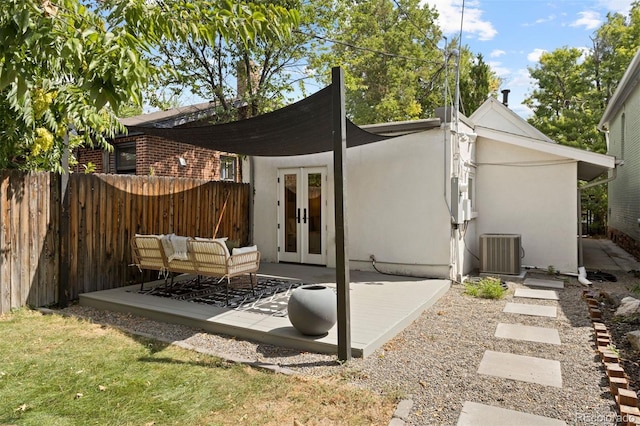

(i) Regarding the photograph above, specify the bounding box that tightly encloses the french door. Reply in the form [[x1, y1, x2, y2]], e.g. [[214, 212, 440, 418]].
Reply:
[[278, 167, 326, 265]]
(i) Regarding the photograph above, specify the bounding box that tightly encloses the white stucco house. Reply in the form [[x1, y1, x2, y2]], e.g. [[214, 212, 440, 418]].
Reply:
[[248, 97, 616, 281]]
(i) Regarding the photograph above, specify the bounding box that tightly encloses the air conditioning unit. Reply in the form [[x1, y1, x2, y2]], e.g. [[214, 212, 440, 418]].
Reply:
[[479, 234, 521, 275]]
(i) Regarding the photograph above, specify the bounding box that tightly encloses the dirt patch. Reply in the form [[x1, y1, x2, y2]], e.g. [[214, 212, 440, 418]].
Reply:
[[583, 269, 640, 392]]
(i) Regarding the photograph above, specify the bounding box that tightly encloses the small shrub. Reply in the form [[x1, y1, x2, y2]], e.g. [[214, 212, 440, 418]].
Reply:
[[464, 277, 506, 299]]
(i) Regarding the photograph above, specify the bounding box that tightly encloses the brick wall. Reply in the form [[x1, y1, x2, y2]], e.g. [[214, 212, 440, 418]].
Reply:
[[74, 134, 241, 181], [608, 227, 640, 261]]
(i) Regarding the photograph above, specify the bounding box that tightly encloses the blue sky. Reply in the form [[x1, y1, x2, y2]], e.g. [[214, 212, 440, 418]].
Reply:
[[427, 0, 634, 118]]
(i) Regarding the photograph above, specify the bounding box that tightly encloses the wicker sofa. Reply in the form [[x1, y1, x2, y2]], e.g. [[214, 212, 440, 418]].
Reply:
[[131, 234, 261, 303]]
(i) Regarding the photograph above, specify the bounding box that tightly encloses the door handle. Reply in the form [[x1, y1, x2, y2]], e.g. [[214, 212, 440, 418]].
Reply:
[[303, 208, 307, 224], [297, 208, 300, 223]]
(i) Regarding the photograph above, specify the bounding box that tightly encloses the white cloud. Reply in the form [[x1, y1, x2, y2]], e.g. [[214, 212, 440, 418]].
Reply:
[[536, 14, 557, 24], [511, 103, 533, 119], [425, 0, 497, 41], [487, 61, 510, 79], [595, 0, 632, 14], [527, 48, 547, 62], [490, 49, 506, 58], [522, 14, 556, 27], [570, 11, 602, 30], [509, 69, 534, 89]]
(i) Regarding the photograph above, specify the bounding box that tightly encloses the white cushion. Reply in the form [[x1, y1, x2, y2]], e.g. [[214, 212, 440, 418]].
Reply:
[[232, 245, 258, 255]]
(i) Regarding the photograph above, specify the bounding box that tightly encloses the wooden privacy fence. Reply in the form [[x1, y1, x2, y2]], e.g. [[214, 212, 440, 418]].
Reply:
[[0, 172, 59, 315], [0, 171, 251, 314]]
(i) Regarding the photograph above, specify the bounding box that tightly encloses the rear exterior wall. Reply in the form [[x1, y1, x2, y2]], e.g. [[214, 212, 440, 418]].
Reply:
[[475, 138, 578, 273], [73, 135, 240, 181]]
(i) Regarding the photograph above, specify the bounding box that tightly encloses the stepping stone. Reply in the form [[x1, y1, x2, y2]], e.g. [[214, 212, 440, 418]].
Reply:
[[504, 302, 557, 317], [495, 323, 561, 345], [457, 401, 567, 426], [524, 278, 564, 290], [478, 350, 562, 388], [514, 288, 559, 300]]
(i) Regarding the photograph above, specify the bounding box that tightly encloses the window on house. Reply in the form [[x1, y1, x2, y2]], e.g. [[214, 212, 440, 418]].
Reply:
[[220, 155, 236, 181], [115, 143, 136, 174]]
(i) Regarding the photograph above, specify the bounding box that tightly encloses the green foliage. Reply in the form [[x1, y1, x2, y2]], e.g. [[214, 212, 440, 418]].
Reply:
[[607, 343, 620, 357], [82, 162, 96, 174], [0, 0, 299, 172], [526, 3, 640, 153], [459, 53, 501, 115], [307, 0, 499, 124], [147, 0, 306, 121], [581, 183, 608, 235], [464, 277, 506, 299], [525, 3, 640, 233], [525, 47, 606, 154]]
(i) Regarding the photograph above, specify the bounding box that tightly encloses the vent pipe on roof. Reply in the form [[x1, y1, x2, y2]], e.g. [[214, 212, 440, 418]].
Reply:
[[501, 89, 510, 107]]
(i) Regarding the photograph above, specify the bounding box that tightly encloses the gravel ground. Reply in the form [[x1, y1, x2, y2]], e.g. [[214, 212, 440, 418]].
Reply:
[[61, 272, 624, 426]]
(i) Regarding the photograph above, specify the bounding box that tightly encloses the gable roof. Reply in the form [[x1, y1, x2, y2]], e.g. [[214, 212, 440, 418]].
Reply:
[[471, 96, 615, 182], [598, 47, 640, 130], [120, 101, 218, 128], [470, 96, 555, 143]]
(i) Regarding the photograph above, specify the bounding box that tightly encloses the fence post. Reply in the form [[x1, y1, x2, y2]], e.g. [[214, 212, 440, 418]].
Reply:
[[58, 134, 70, 307]]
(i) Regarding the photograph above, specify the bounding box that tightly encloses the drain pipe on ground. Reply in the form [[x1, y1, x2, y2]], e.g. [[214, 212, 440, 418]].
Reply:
[[577, 164, 619, 285]]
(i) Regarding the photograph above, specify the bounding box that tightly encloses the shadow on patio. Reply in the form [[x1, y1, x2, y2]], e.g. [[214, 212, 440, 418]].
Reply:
[[79, 262, 450, 358]]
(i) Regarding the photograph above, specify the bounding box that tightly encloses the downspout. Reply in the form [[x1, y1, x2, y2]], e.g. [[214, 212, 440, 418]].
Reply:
[[577, 128, 618, 285]]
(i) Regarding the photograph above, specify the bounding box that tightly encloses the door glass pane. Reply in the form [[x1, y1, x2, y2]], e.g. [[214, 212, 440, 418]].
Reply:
[[307, 173, 322, 255], [284, 174, 297, 253]]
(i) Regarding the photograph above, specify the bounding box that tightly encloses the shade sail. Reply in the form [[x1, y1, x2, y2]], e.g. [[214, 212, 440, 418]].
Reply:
[[125, 86, 392, 156]]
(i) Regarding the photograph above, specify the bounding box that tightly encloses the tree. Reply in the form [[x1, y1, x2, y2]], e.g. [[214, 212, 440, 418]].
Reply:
[[459, 53, 501, 116], [524, 47, 604, 153], [525, 2, 640, 154], [525, 2, 640, 234], [148, 0, 331, 123], [0, 0, 298, 171], [307, 0, 499, 124]]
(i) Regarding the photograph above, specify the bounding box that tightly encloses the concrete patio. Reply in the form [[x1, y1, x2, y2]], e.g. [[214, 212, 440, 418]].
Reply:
[[79, 262, 450, 358]]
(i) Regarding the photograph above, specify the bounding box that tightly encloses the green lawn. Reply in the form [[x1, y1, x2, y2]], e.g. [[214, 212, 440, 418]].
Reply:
[[0, 309, 393, 425]]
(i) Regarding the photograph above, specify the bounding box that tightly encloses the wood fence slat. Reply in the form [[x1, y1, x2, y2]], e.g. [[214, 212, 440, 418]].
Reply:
[[78, 174, 89, 297], [104, 175, 114, 289], [19, 173, 30, 307], [47, 173, 59, 305], [27, 174, 41, 306], [69, 174, 79, 300], [9, 172, 20, 309], [0, 173, 10, 313], [0, 172, 250, 314]]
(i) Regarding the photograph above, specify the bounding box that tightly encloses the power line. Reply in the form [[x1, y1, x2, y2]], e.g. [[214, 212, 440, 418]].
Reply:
[[294, 30, 444, 65], [390, 0, 444, 53]]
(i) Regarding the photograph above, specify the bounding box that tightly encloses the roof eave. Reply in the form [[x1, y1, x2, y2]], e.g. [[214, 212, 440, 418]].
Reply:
[[476, 126, 616, 181]]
